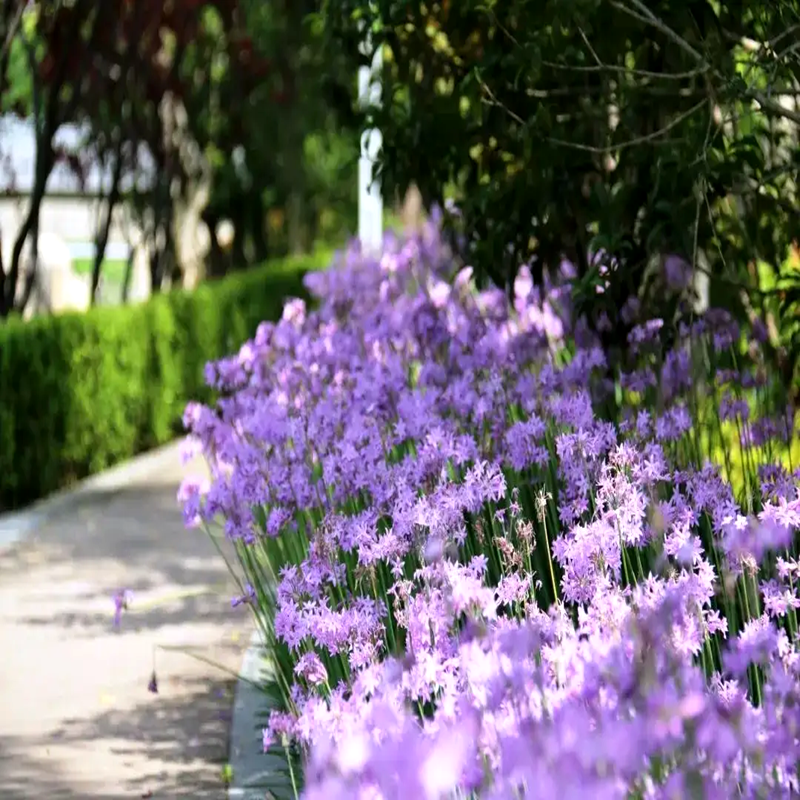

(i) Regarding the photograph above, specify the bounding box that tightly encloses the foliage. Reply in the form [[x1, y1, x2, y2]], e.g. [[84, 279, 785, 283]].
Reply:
[[183, 225, 800, 798], [33, 0, 269, 294], [70, 258, 128, 283], [1, 10, 33, 117], [0, 250, 330, 511], [0, 0, 354, 315], [198, 0, 358, 264], [320, 0, 800, 387]]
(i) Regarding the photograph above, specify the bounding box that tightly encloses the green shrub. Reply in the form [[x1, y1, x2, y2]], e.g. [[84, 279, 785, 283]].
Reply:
[[0, 251, 330, 512]]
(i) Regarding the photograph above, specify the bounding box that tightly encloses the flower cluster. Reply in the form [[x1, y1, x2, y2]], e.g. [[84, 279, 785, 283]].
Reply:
[[181, 220, 799, 798]]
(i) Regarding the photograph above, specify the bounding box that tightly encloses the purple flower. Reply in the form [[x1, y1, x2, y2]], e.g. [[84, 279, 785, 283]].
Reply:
[[628, 318, 664, 352], [621, 296, 640, 324], [178, 220, 800, 799], [231, 584, 257, 608], [752, 316, 770, 344], [177, 475, 210, 529], [725, 616, 779, 676], [663, 254, 693, 291], [655, 404, 692, 442], [294, 652, 328, 687], [112, 589, 132, 628]]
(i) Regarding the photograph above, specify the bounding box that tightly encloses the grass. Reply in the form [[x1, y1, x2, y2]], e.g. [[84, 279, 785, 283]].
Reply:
[[71, 257, 128, 284]]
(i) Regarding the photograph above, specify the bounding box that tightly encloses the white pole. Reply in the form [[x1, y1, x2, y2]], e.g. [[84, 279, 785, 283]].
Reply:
[[358, 33, 383, 253]]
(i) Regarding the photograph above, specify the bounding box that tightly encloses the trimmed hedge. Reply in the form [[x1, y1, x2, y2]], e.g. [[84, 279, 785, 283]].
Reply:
[[0, 251, 330, 512]]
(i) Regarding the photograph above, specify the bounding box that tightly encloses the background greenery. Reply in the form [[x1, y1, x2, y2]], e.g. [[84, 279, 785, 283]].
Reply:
[[0, 250, 329, 512], [0, 0, 358, 312], [320, 0, 800, 393], [3, 0, 799, 508], [71, 258, 128, 283]]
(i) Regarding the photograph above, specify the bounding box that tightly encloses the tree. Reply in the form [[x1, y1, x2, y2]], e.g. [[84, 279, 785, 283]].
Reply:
[[0, 0, 358, 316], [195, 0, 358, 268], [0, 0, 110, 316], [0, 0, 187, 313], [320, 0, 800, 379], [59, 0, 246, 295]]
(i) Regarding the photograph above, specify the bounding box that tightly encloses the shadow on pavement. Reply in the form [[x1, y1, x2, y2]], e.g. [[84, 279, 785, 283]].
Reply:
[[0, 482, 242, 636], [0, 676, 236, 799], [0, 471, 250, 799]]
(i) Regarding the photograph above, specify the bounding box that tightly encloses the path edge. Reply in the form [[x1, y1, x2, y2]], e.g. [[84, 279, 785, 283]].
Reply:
[[0, 439, 186, 550], [228, 629, 290, 799], [0, 438, 290, 796]]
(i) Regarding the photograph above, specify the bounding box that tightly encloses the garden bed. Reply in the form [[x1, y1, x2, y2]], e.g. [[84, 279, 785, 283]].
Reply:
[[183, 221, 800, 798]]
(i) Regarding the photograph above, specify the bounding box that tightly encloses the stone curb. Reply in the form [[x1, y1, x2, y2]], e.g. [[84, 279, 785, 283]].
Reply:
[[0, 439, 185, 551], [228, 630, 292, 800]]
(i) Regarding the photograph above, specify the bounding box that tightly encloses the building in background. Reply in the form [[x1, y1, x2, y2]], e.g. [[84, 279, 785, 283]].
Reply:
[[0, 116, 154, 310]]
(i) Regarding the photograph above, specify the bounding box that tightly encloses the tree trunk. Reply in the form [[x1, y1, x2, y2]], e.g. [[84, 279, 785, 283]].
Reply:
[[148, 228, 163, 294], [201, 207, 229, 278], [121, 247, 135, 303], [91, 145, 124, 305], [249, 189, 269, 262], [148, 222, 179, 293], [21, 206, 39, 312], [165, 225, 181, 287], [287, 191, 304, 254], [231, 223, 246, 269], [4, 140, 52, 314], [146, 168, 173, 292], [2, 0, 98, 316]]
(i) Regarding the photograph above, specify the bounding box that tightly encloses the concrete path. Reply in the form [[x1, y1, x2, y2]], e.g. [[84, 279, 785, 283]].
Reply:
[[0, 444, 250, 799]]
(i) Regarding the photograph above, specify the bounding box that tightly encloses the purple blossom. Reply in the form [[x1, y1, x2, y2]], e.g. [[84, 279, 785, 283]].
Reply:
[[231, 584, 256, 608], [628, 318, 664, 352], [655, 404, 692, 442], [294, 652, 329, 687], [112, 589, 132, 628], [175, 221, 800, 798], [663, 254, 693, 291]]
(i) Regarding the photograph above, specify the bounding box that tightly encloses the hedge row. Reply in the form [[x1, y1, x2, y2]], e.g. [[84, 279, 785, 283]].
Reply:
[[0, 251, 330, 512]]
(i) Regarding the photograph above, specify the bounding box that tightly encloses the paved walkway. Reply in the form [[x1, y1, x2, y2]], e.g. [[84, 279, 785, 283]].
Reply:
[[0, 445, 250, 799]]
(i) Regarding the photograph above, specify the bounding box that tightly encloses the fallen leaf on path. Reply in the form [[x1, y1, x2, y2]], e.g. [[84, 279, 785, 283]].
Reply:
[[99, 691, 115, 707]]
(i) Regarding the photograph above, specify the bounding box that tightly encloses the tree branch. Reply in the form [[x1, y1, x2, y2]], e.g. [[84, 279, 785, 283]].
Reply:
[[745, 90, 800, 126], [479, 69, 707, 155], [609, 0, 708, 66], [547, 98, 706, 153], [608, 1, 800, 128], [577, 26, 603, 68], [0, 0, 25, 63], [541, 60, 708, 80]]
